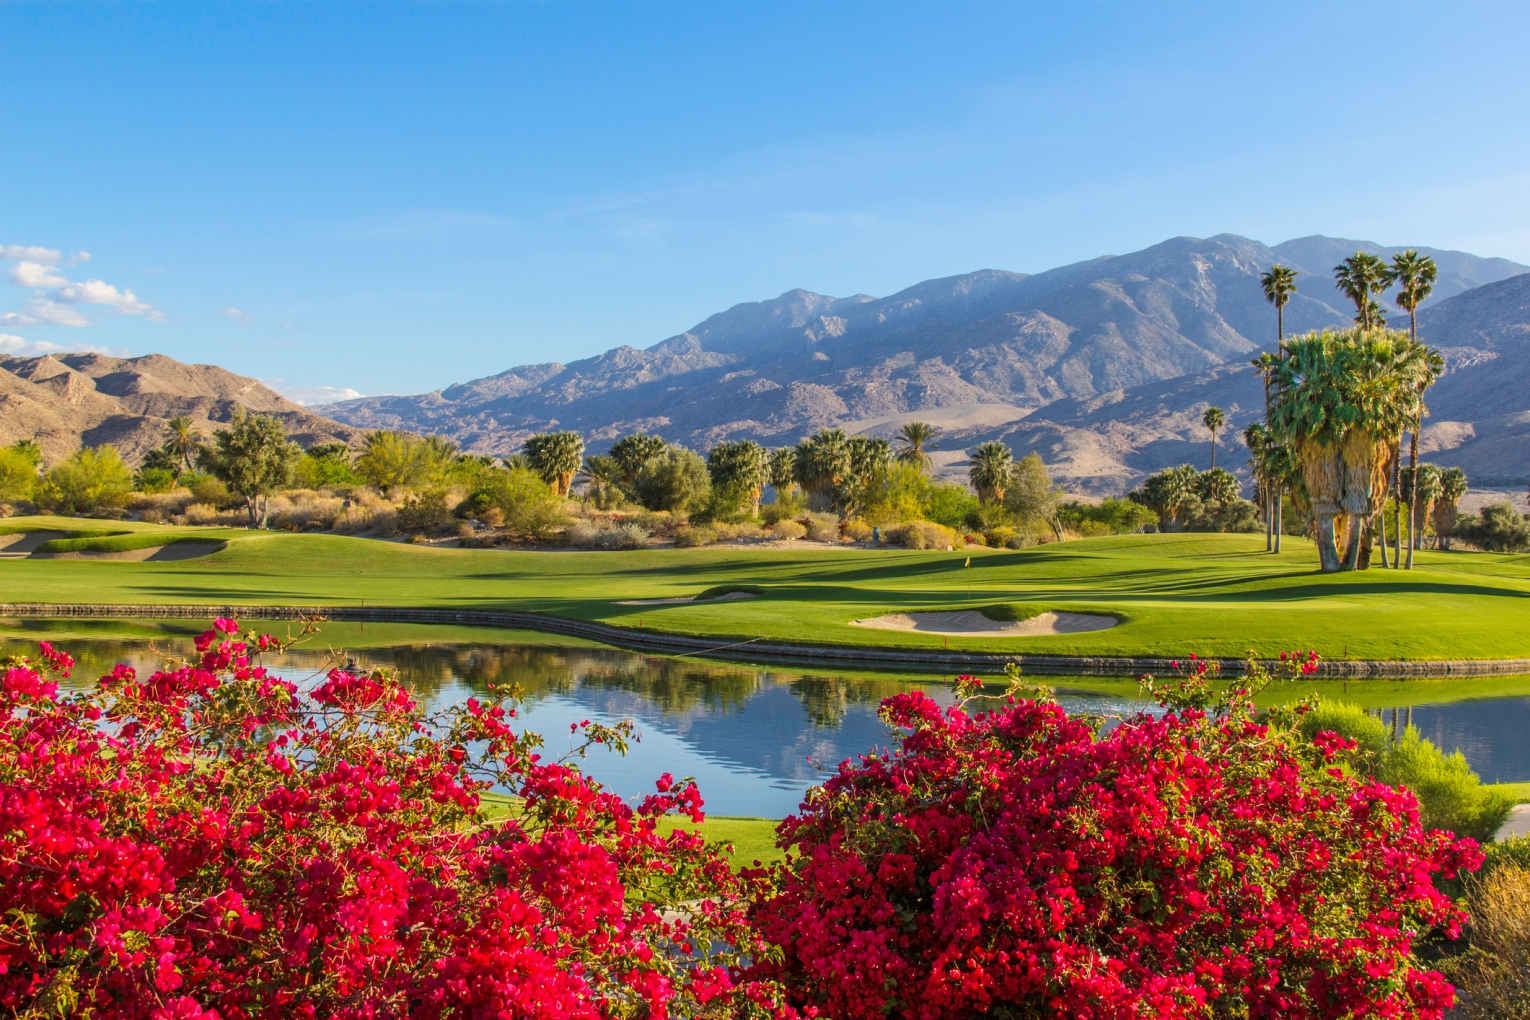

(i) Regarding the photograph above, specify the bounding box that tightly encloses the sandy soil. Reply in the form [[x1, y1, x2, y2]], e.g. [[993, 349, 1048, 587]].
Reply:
[[850, 609, 1117, 637], [616, 591, 759, 606], [0, 531, 68, 556], [33, 541, 225, 562]]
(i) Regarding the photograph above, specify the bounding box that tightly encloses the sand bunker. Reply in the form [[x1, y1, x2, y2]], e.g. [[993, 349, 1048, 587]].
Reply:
[[34, 541, 225, 562], [850, 610, 1117, 637], [617, 591, 758, 606], [0, 531, 68, 557]]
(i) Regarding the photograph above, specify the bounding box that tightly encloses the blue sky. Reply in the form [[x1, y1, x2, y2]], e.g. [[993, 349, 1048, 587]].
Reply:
[[3, 2, 1528, 402]]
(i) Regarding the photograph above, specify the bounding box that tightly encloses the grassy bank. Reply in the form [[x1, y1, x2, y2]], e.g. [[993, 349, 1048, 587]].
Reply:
[[3, 517, 1530, 661]]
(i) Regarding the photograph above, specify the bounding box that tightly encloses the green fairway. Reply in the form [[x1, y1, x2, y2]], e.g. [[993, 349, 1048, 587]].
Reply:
[[4, 516, 1530, 662]]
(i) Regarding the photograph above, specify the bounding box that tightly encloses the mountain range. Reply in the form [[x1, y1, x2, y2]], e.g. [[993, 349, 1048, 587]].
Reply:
[[317, 233, 1530, 493], [0, 353, 368, 467]]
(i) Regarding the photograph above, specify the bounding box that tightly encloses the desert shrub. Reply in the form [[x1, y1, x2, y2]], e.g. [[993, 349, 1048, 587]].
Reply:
[[465, 467, 569, 541], [1057, 497, 1159, 536], [395, 489, 453, 535], [963, 531, 987, 546], [0, 442, 41, 502], [130, 489, 197, 517], [770, 519, 806, 541], [802, 512, 840, 542], [1297, 703, 1513, 842], [673, 526, 716, 548], [634, 446, 711, 513], [985, 525, 1018, 548], [1187, 497, 1262, 533], [748, 658, 1480, 1019], [599, 523, 651, 550], [858, 463, 931, 527], [1455, 502, 1530, 553], [356, 431, 455, 493], [888, 519, 956, 550], [924, 481, 979, 530], [182, 471, 235, 509], [36, 445, 134, 515], [710, 520, 762, 541], [133, 466, 178, 494], [265, 490, 348, 532], [1442, 862, 1530, 1020], [566, 522, 605, 548], [760, 493, 808, 525], [842, 519, 873, 542], [0, 622, 781, 1017], [294, 444, 362, 488]]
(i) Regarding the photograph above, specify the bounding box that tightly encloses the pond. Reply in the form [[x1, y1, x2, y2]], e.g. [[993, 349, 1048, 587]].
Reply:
[[4, 618, 1528, 817]]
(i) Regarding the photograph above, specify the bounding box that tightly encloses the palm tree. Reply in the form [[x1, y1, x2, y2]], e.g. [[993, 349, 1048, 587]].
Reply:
[[1244, 422, 1275, 550], [1400, 463, 1443, 554], [1333, 252, 1395, 329], [1202, 406, 1226, 470], [576, 454, 624, 507], [609, 433, 667, 484], [1392, 251, 1439, 569], [1434, 466, 1468, 551], [894, 422, 940, 472], [1260, 265, 1299, 350], [793, 428, 850, 513], [1135, 465, 1198, 531], [968, 441, 1013, 504], [163, 415, 203, 474], [767, 447, 797, 503], [523, 431, 585, 496], [706, 440, 769, 516]]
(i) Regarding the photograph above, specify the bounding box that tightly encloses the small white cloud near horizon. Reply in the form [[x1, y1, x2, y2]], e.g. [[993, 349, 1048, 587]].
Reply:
[[10, 261, 71, 289], [222, 306, 254, 324], [261, 379, 366, 406], [0, 244, 64, 265], [0, 298, 92, 327], [0, 332, 129, 358], [55, 279, 164, 319]]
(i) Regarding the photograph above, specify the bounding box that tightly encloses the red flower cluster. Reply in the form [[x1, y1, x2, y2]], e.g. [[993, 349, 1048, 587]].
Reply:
[[0, 622, 785, 1019], [747, 657, 1479, 1020]]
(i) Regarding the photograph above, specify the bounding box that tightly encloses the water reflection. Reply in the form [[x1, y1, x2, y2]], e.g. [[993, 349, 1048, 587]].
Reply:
[[3, 621, 1525, 814]]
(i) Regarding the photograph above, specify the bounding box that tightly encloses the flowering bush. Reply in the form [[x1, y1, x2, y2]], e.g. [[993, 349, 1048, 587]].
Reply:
[[747, 656, 1481, 1020], [0, 620, 786, 1018]]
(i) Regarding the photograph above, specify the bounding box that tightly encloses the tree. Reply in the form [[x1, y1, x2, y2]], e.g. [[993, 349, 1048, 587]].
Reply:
[[36, 445, 134, 515], [522, 431, 585, 496], [841, 436, 893, 515], [1260, 264, 1299, 348], [163, 415, 204, 474], [893, 422, 939, 472], [356, 431, 454, 493], [609, 433, 667, 485], [1400, 463, 1443, 553], [794, 429, 851, 513], [1393, 251, 1439, 569], [766, 446, 797, 503], [1434, 466, 1468, 550], [1201, 405, 1226, 470], [0, 440, 42, 503], [705, 440, 769, 516], [967, 441, 1013, 504], [576, 454, 625, 509], [1130, 465, 1197, 531], [294, 443, 362, 488], [1003, 452, 1058, 535], [201, 408, 303, 528], [1196, 466, 1240, 505], [1334, 252, 1396, 329], [634, 445, 711, 513]]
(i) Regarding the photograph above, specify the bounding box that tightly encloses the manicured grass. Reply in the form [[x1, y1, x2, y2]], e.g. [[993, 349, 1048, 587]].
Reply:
[[34, 532, 235, 554], [4, 516, 1530, 663], [1488, 782, 1530, 804]]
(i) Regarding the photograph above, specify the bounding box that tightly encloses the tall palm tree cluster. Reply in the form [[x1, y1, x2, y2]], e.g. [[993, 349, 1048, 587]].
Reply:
[[1255, 250, 1447, 573]]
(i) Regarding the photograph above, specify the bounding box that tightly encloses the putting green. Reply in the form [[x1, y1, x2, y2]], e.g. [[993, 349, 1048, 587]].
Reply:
[[2, 517, 1530, 662]]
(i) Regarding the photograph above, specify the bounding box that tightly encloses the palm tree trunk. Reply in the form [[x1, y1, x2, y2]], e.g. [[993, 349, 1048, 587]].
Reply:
[[1209, 432, 1216, 471], [1315, 512, 1341, 573], [1378, 506, 1390, 568], [1406, 420, 1420, 569], [1273, 483, 1282, 553], [1340, 513, 1364, 571]]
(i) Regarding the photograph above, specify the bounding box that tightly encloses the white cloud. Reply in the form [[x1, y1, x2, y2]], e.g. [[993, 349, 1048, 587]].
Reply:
[[222, 306, 254, 324], [261, 379, 366, 406], [69, 251, 91, 265], [10, 261, 70, 288], [0, 332, 128, 357], [53, 279, 164, 320], [0, 298, 91, 327], [0, 244, 63, 264]]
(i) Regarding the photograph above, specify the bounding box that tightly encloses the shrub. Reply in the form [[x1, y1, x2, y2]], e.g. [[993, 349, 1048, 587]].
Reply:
[[634, 446, 711, 513], [673, 526, 716, 548], [133, 466, 178, 494], [770, 519, 806, 541], [395, 489, 453, 535], [1057, 497, 1159, 535], [760, 493, 807, 525], [36, 445, 134, 515], [985, 525, 1018, 547], [924, 481, 978, 530], [265, 490, 348, 532], [1441, 863, 1530, 1020], [802, 512, 840, 542], [182, 471, 235, 509], [566, 522, 605, 548], [466, 467, 569, 541], [1455, 502, 1530, 552], [294, 445, 362, 488], [712, 520, 763, 541], [599, 522, 651, 550], [356, 431, 455, 492], [888, 519, 956, 550], [747, 658, 1480, 1019], [0, 623, 783, 1017], [842, 519, 873, 542], [0, 442, 41, 502]]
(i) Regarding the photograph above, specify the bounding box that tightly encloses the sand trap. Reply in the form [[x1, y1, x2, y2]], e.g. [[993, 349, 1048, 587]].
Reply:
[[0, 531, 68, 556], [34, 541, 225, 562], [617, 591, 758, 606], [850, 610, 1117, 637]]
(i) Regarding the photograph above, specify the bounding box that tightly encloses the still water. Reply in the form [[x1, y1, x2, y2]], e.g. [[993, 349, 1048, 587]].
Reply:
[[4, 619, 1527, 816]]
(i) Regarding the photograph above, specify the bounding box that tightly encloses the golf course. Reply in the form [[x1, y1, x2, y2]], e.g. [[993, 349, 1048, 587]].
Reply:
[[4, 515, 1530, 664]]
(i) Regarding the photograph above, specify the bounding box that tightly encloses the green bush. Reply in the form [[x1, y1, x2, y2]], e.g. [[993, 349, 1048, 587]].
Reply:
[[673, 526, 716, 548], [0, 442, 41, 502], [633, 447, 711, 513], [760, 495, 807, 525], [395, 490, 452, 535], [134, 466, 179, 494], [925, 482, 979, 530], [979, 603, 1048, 623], [1455, 502, 1530, 553], [294, 445, 362, 488], [465, 467, 569, 541], [1057, 498, 1159, 536], [37, 445, 134, 515], [770, 519, 806, 540], [1297, 703, 1514, 842]]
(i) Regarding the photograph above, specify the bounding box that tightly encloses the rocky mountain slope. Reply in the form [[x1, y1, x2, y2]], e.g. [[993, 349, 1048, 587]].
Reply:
[[317, 233, 1528, 492], [1, 353, 368, 466]]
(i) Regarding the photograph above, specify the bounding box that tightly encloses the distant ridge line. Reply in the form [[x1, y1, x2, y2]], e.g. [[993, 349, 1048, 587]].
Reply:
[[6, 603, 1528, 679]]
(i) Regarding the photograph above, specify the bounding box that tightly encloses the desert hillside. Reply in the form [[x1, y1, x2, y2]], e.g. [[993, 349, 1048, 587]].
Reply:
[[0, 352, 369, 466]]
